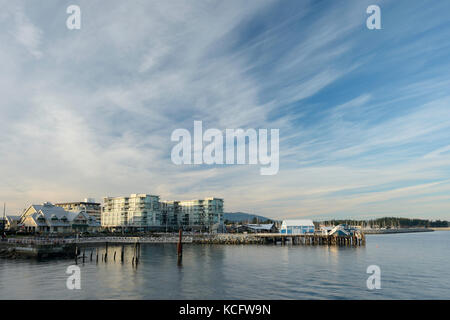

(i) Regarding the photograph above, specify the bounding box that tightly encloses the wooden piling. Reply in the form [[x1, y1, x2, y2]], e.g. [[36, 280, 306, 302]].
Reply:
[[177, 229, 183, 257]]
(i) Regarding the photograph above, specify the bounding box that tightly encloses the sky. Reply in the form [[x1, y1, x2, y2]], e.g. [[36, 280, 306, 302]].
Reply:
[[0, 0, 450, 220]]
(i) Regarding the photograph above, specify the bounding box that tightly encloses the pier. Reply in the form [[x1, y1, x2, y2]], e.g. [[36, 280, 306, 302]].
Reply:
[[0, 236, 193, 259], [193, 233, 365, 246], [0, 232, 365, 259]]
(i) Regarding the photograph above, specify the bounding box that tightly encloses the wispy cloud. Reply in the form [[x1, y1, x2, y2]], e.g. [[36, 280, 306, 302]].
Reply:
[[0, 0, 450, 220], [10, 5, 43, 58]]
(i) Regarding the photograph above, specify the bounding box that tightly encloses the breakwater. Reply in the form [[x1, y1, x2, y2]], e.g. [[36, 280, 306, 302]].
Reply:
[[0, 240, 76, 259]]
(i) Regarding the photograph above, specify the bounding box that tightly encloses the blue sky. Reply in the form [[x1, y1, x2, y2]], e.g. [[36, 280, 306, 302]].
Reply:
[[1, 0, 450, 220]]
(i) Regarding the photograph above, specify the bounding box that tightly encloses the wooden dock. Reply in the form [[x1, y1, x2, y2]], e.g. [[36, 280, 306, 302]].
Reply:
[[0, 232, 365, 260], [194, 233, 366, 246]]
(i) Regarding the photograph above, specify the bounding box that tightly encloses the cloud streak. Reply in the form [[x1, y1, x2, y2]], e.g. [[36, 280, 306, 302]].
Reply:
[[0, 0, 450, 220]]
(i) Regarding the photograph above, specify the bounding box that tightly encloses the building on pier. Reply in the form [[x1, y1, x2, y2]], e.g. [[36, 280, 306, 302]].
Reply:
[[328, 224, 359, 236], [280, 219, 315, 235]]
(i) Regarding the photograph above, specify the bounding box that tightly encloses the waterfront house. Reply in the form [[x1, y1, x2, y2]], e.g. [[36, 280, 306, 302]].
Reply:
[[328, 224, 358, 236], [319, 226, 334, 235], [280, 219, 315, 234], [20, 202, 100, 234]]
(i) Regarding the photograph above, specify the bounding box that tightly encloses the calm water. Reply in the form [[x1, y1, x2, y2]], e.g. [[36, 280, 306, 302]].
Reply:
[[1, 231, 450, 299]]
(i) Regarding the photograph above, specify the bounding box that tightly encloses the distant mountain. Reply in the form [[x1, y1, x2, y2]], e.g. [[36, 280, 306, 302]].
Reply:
[[223, 212, 277, 223]]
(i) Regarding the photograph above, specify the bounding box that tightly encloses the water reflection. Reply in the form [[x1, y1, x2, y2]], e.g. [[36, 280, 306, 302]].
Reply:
[[1, 232, 449, 299]]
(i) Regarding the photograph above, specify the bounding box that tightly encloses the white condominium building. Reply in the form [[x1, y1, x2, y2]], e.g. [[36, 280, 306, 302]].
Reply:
[[101, 195, 223, 231], [178, 197, 224, 228], [55, 198, 101, 223], [102, 194, 161, 231], [160, 200, 183, 228]]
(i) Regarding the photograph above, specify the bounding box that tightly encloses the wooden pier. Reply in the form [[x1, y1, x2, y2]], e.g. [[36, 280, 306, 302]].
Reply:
[[194, 233, 366, 246], [0, 232, 365, 260]]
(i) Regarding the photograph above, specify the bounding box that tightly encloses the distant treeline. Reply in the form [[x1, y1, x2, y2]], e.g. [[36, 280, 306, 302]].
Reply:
[[317, 217, 449, 228], [224, 218, 275, 225]]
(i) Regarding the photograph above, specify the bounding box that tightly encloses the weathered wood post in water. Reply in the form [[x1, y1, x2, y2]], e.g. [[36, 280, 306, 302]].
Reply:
[[121, 245, 124, 263], [105, 242, 108, 262], [134, 242, 139, 265], [177, 228, 183, 257], [176, 228, 183, 265]]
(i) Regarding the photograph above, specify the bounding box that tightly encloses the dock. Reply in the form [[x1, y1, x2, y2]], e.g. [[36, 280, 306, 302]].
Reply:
[[0, 236, 194, 259], [0, 232, 365, 259], [193, 232, 365, 246]]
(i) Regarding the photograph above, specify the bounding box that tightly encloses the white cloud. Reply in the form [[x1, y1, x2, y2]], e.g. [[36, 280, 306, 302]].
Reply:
[[0, 0, 450, 221], [12, 5, 43, 58]]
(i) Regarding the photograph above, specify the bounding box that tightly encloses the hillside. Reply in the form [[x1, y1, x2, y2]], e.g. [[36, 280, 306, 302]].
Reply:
[[223, 212, 276, 223]]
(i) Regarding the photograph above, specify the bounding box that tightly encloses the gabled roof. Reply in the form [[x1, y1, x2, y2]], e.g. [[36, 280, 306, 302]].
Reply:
[[24, 203, 99, 227], [6, 215, 21, 222], [246, 224, 275, 230]]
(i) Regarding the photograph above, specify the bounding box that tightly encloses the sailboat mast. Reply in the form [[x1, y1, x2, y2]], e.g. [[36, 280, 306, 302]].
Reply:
[[2, 203, 5, 232]]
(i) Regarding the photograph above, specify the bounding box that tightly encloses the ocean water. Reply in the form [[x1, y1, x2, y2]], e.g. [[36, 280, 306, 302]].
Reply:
[[1, 231, 449, 299]]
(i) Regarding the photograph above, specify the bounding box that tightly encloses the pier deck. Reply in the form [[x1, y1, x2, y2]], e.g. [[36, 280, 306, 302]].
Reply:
[[194, 232, 365, 246], [0, 232, 365, 259]]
